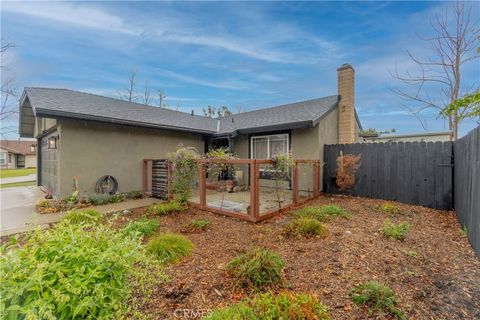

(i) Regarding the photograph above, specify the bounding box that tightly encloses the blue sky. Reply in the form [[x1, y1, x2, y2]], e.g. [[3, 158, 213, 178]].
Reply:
[[1, 1, 479, 138]]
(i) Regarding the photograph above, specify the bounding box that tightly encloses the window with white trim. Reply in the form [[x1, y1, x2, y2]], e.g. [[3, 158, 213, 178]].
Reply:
[[250, 134, 289, 159], [0, 153, 6, 165]]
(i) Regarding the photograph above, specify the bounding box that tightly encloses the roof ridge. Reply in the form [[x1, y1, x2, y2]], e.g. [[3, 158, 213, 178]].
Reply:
[[25, 87, 216, 122], [222, 95, 339, 118]]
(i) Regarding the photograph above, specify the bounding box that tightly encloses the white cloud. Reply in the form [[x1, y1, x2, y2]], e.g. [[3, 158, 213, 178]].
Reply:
[[2, 1, 140, 35], [156, 68, 250, 90]]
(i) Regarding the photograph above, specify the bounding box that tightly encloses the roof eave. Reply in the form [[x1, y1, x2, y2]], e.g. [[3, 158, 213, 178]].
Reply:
[[35, 108, 217, 135]]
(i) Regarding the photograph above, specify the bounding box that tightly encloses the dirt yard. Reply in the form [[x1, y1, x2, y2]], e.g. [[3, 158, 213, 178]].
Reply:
[[114, 194, 480, 320]]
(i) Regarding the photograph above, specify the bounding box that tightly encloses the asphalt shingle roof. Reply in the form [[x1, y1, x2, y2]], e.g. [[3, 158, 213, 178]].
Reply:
[[23, 88, 339, 136]]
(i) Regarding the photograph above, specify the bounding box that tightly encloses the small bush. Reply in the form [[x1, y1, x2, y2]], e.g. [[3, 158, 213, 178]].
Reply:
[[351, 281, 405, 319], [126, 190, 144, 199], [294, 205, 350, 221], [62, 209, 102, 225], [146, 233, 194, 264], [382, 220, 411, 241], [190, 219, 210, 230], [286, 218, 327, 237], [227, 248, 284, 290], [110, 193, 125, 203], [147, 200, 186, 215], [88, 193, 113, 205], [0, 222, 163, 319], [378, 203, 401, 214], [206, 291, 330, 320], [122, 218, 159, 237], [336, 154, 361, 191]]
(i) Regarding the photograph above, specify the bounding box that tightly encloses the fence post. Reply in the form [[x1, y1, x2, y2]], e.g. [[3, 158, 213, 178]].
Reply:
[[199, 163, 206, 208], [143, 159, 148, 194], [167, 161, 173, 200], [293, 161, 299, 204], [313, 161, 320, 196], [250, 160, 260, 221]]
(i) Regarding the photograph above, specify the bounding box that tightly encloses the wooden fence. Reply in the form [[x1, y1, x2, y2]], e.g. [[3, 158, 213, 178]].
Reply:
[[454, 126, 480, 256], [323, 141, 454, 210]]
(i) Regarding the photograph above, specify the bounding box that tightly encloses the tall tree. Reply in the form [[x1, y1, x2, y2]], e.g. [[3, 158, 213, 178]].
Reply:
[[143, 80, 151, 105], [392, 2, 479, 140], [203, 105, 232, 118], [1, 40, 18, 137], [120, 71, 137, 102]]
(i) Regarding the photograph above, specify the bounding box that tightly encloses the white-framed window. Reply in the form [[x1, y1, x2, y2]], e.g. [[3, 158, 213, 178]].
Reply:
[[250, 133, 289, 159], [0, 153, 6, 165]]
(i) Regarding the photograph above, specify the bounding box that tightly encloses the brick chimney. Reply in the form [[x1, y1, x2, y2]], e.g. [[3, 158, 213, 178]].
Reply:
[[337, 64, 355, 144]]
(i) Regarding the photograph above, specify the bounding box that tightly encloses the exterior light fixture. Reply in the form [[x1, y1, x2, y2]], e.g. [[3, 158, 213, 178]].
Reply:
[[30, 145, 36, 153], [48, 136, 57, 149]]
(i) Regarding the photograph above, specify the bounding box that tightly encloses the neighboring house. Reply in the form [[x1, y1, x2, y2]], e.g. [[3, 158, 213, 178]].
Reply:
[[0, 140, 37, 169], [362, 131, 452, 143], [19, 64, 362, 197]]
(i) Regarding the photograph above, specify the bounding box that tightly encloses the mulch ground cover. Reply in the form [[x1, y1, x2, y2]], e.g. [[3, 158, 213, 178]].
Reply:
[[116, 194, 480, 320]]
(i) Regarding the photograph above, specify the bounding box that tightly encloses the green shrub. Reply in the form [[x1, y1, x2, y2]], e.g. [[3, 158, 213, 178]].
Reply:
[[227, 248, 284, 291], [377, 203, 401, 214], [62, 209, 102, 225], [64, 190, 79, 204], [0, 222, 163, 319], [146, 233, 194, 263], [190, 219, 210, 231], [87, 193, 113, 205], [126, 190, 144, 199], [382, 220, 411, 241], [206, 291, 330, 320], [351, 281, 405, 319], [122, 218, 159, 237], [147, 200, 186, 215], [294, 205, 350, 221], [286, 218, 327, 237], [110, 193, 125, 203]]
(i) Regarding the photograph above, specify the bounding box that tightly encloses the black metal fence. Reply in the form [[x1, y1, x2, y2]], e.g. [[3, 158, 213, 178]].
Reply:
[[454, 126, 480, 255], [323, 141, 454, 210]]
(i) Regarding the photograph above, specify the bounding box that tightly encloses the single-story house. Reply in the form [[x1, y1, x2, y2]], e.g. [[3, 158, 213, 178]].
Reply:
[[0, 140, 37, 169], [19, 64, 362, 197], [362, 131, 452, 143]]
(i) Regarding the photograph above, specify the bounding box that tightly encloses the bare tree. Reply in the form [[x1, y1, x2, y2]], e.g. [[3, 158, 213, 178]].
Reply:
[[120, 71, 137, 102], [1, 40, 18, 136], [143, 80, 151, 105], [392, 2, 479, 140], [157, 89, 166, 108]]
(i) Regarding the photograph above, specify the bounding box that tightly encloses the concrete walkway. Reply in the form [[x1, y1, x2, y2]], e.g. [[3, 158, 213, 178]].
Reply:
[[0, 174, 36, 184], [0, 189, 159, 236]]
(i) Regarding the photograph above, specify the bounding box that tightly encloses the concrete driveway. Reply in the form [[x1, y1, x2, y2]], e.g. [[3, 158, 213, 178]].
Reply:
[[0, 186, 47, 235]]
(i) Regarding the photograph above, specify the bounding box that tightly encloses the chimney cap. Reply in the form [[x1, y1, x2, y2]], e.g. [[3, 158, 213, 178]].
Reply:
[[337, 63, 354, 72]]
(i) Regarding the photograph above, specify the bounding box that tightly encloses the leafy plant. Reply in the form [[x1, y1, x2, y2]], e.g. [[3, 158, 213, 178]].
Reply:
[[460, 225, 468, 237], [206, 291, 330, 320], [122, 218, 159, 238], [146, 233, 194, 264], [227, 248, 284, 291], [293, 205, 350, 221], [110, 193, 125, 203], [204, 147, 237, 209], [0, 221, 164, 319], [265, 152, 295, 209], [351, 281, 405, 319], [87, 193, 113, 205], [189, 219, 210, 231], [285, 218, 327, 238], [168, 146, 200, 203], [64, 190, 79, 204], [62, 209, 102, 225], [377, 203, 401, 215], [382, 220, 411, 241], [336, 153, 361, 191], [126, 190, 144, 199], [147, 200, 187, 215]]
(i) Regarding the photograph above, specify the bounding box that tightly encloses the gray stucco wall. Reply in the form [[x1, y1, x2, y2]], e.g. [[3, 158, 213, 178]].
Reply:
[[57, 119, 205, 198]]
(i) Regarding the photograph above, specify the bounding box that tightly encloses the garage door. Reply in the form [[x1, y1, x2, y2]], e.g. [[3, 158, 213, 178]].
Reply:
[[39, 132, 58, 195]]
